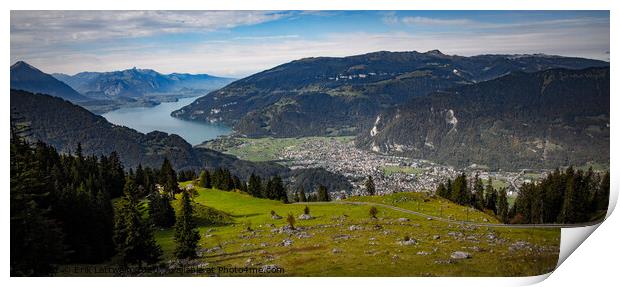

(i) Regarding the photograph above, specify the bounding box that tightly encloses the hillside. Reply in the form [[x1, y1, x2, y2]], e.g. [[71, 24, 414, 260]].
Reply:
[[144, 184, 561, 276], [10, 89, 349, 190], [171, 50, 608, 137], [10, 61, 90, 102], [358, 67, 610, 170]]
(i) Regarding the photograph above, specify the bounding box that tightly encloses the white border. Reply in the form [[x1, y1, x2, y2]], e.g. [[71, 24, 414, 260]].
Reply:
[[3, 0, 618, 286]]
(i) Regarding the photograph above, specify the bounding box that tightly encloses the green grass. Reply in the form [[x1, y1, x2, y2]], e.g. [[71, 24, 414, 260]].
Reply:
[[345, 192, 501, 224], [145, 183, 560, 276], [216, 136, 354, 162], [488, 178, 509, 190], [380, 166, 425, 176]]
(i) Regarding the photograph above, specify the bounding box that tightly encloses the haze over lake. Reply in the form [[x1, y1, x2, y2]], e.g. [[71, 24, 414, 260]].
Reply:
[[102, 96, 231, 145]]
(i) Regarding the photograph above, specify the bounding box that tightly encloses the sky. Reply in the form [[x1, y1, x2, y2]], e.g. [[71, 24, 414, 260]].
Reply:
[[10, 10, 610, 78]]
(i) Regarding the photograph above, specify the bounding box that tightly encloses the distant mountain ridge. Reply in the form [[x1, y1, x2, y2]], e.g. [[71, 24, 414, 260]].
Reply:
[[53, 68, 235, 100], [171, 50, 608, 138], [10, 61, 90, 102], [358, 67, 610, 170]]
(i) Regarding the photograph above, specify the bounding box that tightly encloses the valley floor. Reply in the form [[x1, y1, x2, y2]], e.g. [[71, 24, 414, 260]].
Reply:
[[204, 136, 537, 199]]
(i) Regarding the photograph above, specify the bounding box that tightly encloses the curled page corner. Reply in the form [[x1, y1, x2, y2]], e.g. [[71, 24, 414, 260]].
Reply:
[[556, 177, 617, 269]]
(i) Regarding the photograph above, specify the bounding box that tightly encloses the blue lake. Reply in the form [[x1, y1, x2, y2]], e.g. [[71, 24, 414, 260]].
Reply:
[[102, 96, 231, 146]]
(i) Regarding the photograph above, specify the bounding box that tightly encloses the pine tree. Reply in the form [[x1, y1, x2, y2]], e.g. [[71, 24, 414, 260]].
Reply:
[[271, 175, 287, 202], [473, 174, 485, 210], [160, 158, 179, 194], [317, 185, 330, 202], [248, 173, 262, 197], [114, 179, 162, 265], [484, 180, 498, 215], [198, 170, 211, 188], [174, 190, 200, 259], [10, 134, 66, 275], [298, 186, 307, 202], [451, 173, 469, 205], [497, 188, 509, 223], [369, 206, 378, 219], [149, 191, 176, 228], [558, 167, 577, 223], [595, 171, 610, 211], [365, 175, 376, 196], [435, 182, 449, 198]]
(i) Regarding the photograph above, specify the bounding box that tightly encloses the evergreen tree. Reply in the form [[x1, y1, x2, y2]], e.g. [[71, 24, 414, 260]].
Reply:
[[114, 179, 162, 265], [435, 182, 449, 198], [317, 185, 330, 202], [271, 175, 287, 202], [10, 134, 66, 275], [198, 170, 211, 188], [149, 191, 176, 228], [233, 176, 242, 191], [497, 188, 509, 223], [160, 158, 179, 194], [485, 184, 498, 214], [135, 164, 145, 188], [174, 190, 200, 259], [558, 167, 577, 223], [369, 206, 378, 219], [451, 173, 469, 205], [298, 186, 307, 202], [472, 174, 485, 210], [594, 171, 610, 211], [248, 173, 262, 197], [365, 175, 376, 196]]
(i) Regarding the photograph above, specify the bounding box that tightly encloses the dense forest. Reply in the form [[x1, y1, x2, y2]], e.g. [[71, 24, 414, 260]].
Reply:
[[435, 167, 609, 224], [10, 126, 199, 275], [510, 167, 609, 224]]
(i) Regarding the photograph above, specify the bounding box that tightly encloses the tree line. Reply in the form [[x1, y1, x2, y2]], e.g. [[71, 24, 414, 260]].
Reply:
[[510, 167, 609, 224], [435, 173, 509, 222], [434, 167, 609, 224], [194, 169, 332, 203]]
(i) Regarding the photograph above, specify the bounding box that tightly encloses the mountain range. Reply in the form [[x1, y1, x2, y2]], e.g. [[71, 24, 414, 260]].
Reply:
[[171, 50, 608, 138], [11, 61, 235, 114], [53, 68, 234, 100], [357, 67, 610, 170], [10, 61, 90, 103]]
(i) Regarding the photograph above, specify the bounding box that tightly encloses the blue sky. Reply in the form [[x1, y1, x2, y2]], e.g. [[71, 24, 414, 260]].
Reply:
[[11, 11, 609, 78]]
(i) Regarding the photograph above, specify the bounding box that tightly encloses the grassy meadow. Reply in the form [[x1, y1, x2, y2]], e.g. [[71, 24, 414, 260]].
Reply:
[[146, 183, 560, 277]]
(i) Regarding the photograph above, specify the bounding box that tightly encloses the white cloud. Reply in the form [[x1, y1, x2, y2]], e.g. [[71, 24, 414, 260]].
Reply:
[[400, 16, 476, 26], [10, 11, 287, 45], [10, 11, 609, 78]]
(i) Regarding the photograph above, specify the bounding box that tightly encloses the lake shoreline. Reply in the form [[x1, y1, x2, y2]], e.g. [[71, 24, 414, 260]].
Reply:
[[101, 95, 232, 146]]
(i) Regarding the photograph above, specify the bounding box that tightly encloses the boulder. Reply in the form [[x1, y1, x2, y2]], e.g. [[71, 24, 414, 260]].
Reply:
[[450, 251, 472, 259], [299, 214, 312, 220], [399, 239, 418, 246], [279, 239, 293, 247], [348, 225, 362, 231]]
